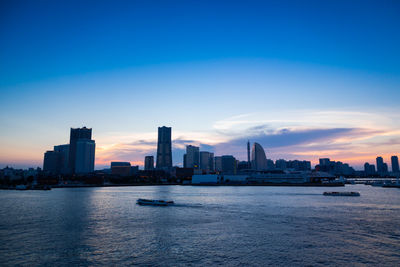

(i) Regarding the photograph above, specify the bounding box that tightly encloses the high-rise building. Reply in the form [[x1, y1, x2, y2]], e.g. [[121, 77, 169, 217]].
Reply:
[[221, 155, 237, 174], [200, 151, 214, 171], [43, 150, 62, 174], [251, 142, 267, 170], [364, 162, 376, 176], [376, 156, 385, 173], [54, 144, 69, 174], [184, 145, 200, 169], [75, 139, 95, 174], [156, 126, 172, 169], [247, 140, 251, 168], [214, 156, 222, 172], [144, 156, 154, 170], [68, 127, 94, 174], [391, 156, 399, 173]]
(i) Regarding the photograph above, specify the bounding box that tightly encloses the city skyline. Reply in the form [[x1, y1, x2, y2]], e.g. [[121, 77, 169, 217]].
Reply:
[[1, 1, 400, 169]]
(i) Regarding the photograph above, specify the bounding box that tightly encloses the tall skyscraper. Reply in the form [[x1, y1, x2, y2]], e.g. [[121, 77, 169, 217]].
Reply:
[[144, 156, 154, 170], [251, 142, 267, 170], [75, 139, 95, 174], [391, 156, 399, 173], [68, 127, 95, 174], [184, 145, 200, 169], [376, 156, 385, 173], [247, 140, 251, 168], [156, 126, 172, 169]]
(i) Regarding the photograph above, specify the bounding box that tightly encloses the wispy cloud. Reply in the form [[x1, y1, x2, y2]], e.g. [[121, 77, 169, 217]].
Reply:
[[94, 110, 399, 169]]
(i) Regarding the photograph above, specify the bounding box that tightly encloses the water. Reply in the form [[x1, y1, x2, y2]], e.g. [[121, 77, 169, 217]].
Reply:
[[0, 185, 399, 266]]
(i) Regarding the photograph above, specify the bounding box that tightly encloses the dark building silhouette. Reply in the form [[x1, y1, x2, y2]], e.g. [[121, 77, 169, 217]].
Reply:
[[391, 156, 399, 173], [156, 126, 172, 169], [43, 150, 62, 174], [144, 156, 154, 170], [376, 156, 387, 174], [221, 155, 237, 175], [247, 140, 251, 168], [364, 163, 376, 176], [111, 162, 131, 176], [199, 151, 214, 172], [184, 145, 199, 169], [68, 127, 95, 174], [54, 144, 69, 174]]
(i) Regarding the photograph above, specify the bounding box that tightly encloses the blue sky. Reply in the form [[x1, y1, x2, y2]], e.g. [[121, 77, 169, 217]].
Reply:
[[1, 0, 400, 169]]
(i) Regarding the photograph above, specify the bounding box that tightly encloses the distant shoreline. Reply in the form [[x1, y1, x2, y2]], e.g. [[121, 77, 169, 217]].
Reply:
[[1, 182, 345, 190]]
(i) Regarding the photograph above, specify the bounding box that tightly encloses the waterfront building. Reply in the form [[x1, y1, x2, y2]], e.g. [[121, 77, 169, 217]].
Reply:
[[75, 139, 95, 174], [200, 151, 214, 172], [275, 159, 287, 170], [214, 156, 222, 172], [54, 144, 69, 174], [237, 161, 249, 171], [144, 156, 154, 170], [251, 142, 267, 170], [319, 158, 331, 166], [391, 156, 399, 173], [266, 159, 275, 170], [131, 166, 139, 175], [184, 145, 200, 169], [376, 156, 385, 174], [221, 155, 237, 174], [43, 150, 62, 174], [156, 126, 172, 169], [111, 162, 131, 176], [364, 163, 376, 176], [68, 127, 95, 174], [247, 140, 251, 168]]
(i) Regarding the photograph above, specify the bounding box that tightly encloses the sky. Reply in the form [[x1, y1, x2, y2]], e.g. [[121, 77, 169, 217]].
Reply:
[[1, 0, 400, 170]]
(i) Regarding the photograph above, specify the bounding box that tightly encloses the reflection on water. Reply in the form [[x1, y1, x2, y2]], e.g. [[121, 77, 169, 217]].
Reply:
[[0, 185, 399, 266]]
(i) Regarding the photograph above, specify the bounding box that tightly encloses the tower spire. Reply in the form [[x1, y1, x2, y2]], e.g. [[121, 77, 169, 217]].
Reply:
[[247, 140, 251, 168]]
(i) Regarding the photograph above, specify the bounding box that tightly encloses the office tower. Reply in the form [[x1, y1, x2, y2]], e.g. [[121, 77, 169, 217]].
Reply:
[[54, 144, 69, 174], [364, 162, 370, 174], [75, 139, 95, 174], [247, 140, 251, 168], [144, 156, 154, 170], [364, 162, 376, 176], [251, 142, 267, 170], [391, 156, 399, 173], [382, 163, 388, 173], [185, 145, 200, 169], [43, 150, 62, 174], [214, 156, 222, 172], [221, 155, 237, 174], [200, 151, 214, 171], [376, 156, 385, 173], [156, 126, 172, 169], [111, 162, 131, 176], [68, 127, 94, 174]]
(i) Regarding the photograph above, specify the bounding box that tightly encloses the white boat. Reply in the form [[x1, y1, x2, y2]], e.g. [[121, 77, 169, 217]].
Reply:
[[323, 191, 360, 196], [136, 198, 174, 206]]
